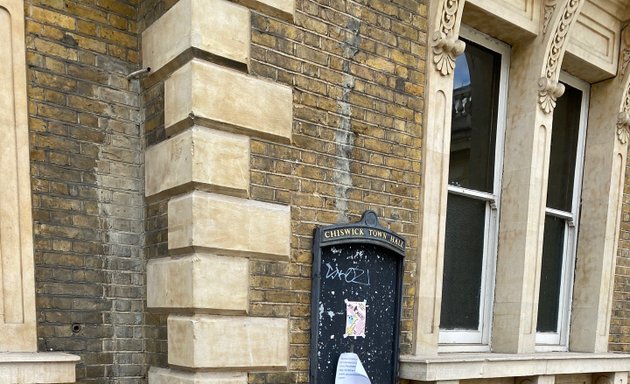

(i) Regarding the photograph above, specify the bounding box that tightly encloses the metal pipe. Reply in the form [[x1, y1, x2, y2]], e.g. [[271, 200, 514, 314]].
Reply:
[[126, 67, 151, 80]]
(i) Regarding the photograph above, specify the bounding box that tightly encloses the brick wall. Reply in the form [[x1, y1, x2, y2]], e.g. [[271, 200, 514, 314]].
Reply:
[[611, 152, 630, 352], [136, 0, 426, 382], [25, 0, 147, 382], [247, 0, 425, 381]]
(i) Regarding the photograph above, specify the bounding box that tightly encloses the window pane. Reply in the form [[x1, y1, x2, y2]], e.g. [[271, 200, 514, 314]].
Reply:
[[546, 85, 582, 211], [449, 40, 501, 193], [441, 193, 486, 330], [537, 215, 565, 333]]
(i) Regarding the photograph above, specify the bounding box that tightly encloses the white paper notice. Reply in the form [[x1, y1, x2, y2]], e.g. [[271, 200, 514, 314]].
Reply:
[[334, 352, 371, 384]]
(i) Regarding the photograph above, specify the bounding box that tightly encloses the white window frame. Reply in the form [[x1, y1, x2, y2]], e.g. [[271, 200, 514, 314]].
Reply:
[[535, 72, 590, 351], [438, 26, 510, 352]]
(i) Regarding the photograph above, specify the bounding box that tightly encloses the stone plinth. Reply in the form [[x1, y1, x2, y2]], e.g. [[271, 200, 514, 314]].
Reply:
[[0, 352, 79, 383]]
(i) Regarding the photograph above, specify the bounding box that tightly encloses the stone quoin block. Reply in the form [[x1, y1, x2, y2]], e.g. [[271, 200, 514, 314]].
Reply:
[[147, 253, 249, 313], [239, 0, 295, 19], [164, 59, 292, 142], [148, 367, 247, 384], [167, 315, 289, 369], [145, 126, 250, 198], [168, 191, 291, 259], [142, 0, 250, 73]]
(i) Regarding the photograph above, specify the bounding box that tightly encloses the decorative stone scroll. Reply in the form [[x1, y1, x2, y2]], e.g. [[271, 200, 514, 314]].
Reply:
[[432, 36, 466, 76], [616, 103, 630, 144], [617, 28, 630, 144], [432, 0, 466, 76], [621, 49, 630, 77], [544, 0, 581, 79], [542, 0, 557, 35], [538, 0, 581, 113], [538, 77, 565, 114]]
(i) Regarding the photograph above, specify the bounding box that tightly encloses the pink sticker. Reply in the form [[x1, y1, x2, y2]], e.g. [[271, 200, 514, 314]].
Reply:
[[344, 300, 367, 338]]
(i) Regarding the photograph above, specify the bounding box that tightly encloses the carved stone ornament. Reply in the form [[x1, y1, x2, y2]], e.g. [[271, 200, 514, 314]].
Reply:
[[544, 0, 581, 80], [538, 77, 565, 114], [621, 49, 630, 76], [432, 34, 466, 76], [543, 0, 558, 35], [617, 112, 630, 145], [432, 0, 466, 76]]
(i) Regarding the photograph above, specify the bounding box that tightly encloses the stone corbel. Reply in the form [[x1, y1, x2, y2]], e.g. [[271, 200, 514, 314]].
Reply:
[[616, 110, 630, 144], [538, 77, 565, 114], [617, 28, 630, 144], [432, 34, 466, 76]]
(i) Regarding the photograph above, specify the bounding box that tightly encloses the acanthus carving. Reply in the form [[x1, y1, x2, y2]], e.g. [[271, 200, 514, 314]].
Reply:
[[621, 49, 630, 76], [543, 0, 581, 80], [543, 0, 557, 35], [617, 87, 630, 144], [432, 35, 466, 76], [538, 0, 580, 113], [538, 77, 565, 114], [432, 0, 466, 76]]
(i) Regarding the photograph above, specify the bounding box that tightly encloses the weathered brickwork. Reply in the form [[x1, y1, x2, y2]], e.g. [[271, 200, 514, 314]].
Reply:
[[135, 0, 426, 382], [611, 155, 630, 352], [25, 0, 630, 382], [25, 0, 147, 382], [247, 0, 426, 381]]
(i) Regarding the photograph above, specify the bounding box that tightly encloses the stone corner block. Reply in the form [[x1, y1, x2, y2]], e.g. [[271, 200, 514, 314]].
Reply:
[[164, 59, 292, 143], [240, 0, 295, 20], [149, 367, 248, 384], [168, 315, 289, 369], [142, 0, 250, 73], [168, 191, 291, 260], [147, 254, 249, 313], [145, 126, 250, 198]]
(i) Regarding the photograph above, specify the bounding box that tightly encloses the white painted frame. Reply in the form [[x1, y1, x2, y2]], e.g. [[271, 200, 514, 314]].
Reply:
[[536, 72, 590, 351], [438, 26, 510, 351]]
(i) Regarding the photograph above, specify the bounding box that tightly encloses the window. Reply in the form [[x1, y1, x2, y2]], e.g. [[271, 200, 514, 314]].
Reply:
[[536, 74, 589, 350], [439, 29, 509, 350]]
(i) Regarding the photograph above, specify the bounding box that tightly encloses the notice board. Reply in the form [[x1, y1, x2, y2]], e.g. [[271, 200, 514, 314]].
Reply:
[[310, 211, 406, 384]]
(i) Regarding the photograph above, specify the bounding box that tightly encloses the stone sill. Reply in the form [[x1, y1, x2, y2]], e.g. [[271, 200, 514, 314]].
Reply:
[[0, 352, 80, 383], [399, 352, 630, 381]]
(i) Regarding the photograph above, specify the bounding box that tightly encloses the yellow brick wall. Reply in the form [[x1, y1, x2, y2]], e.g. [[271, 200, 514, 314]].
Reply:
[[247, 1, 426, 381]]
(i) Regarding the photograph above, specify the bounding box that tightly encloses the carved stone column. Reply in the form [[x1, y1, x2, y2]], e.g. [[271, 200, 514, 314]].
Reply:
[[493, 0, 585, 353], [570, 26, 630, 353], [414, 0, 466, 355]]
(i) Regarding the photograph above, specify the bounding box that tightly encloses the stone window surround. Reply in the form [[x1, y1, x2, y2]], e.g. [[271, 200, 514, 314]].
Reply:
[[535, 73, 591, 350], [438, 28, 511, 351], [411, 0, 630, 372]]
